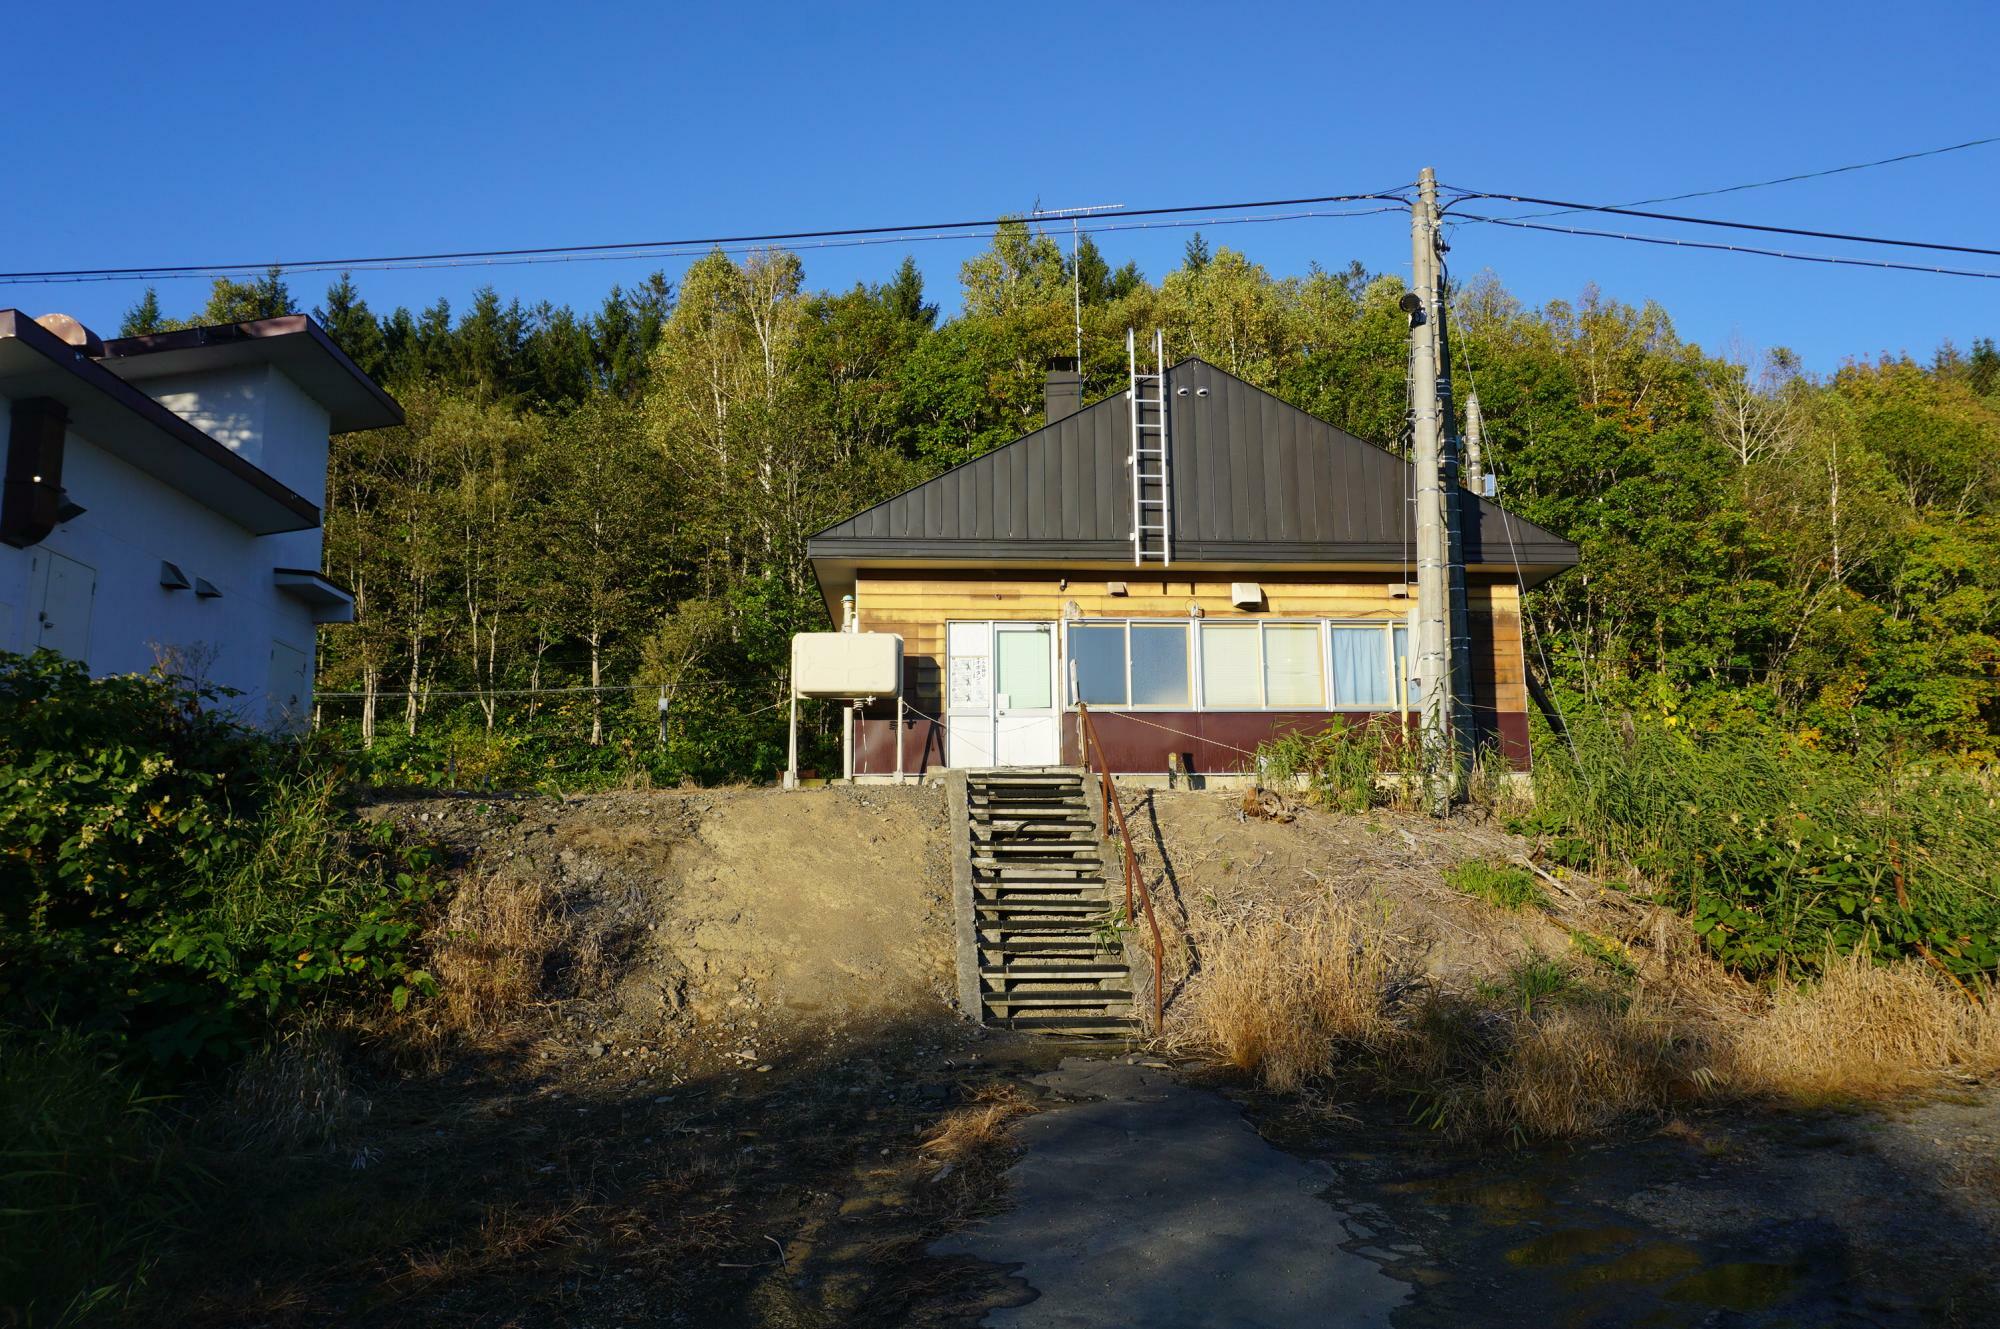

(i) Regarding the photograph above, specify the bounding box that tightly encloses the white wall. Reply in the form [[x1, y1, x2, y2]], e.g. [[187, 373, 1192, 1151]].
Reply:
[[0, 383, 329, 730], [141, 364, 333, 507]]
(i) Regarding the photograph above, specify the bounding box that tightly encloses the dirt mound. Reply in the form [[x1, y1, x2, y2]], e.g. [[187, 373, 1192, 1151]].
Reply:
[[371, 783, 957, 1057]]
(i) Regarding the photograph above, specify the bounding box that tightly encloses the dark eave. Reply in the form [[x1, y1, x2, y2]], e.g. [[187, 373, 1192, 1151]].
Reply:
[[0, 310, 320, 533], [100, 314, 404, 433]]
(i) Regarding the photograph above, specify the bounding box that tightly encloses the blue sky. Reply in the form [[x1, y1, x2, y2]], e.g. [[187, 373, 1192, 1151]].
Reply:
[[7, 0, 1997, 373]]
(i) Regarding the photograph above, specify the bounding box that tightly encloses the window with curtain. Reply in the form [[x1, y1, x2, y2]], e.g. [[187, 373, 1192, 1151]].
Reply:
[[1199, 624, 1262, 707], [1330, 626, 1392, 707], [1130, 623, 1190, 705], [1263, 624, 1325, 707]]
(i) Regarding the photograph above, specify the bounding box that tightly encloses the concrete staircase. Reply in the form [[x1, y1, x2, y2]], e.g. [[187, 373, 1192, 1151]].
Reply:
[[954, 768, 1138, 1037]]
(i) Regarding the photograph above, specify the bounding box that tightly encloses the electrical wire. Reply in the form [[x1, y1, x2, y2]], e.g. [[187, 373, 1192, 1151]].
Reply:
[[1452, 213, 2000, 280], [0, 192, 1411, 286], [1, 206, 1409, 288], [1455, 134, 2000, 218], [1443, 191, 2000, 259]]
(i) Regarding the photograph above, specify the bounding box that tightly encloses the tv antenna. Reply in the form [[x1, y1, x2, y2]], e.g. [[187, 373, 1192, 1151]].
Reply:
[[1032, 202, 1125, 370]]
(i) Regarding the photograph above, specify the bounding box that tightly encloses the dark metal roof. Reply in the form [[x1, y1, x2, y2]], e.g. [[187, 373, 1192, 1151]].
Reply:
[[809, 358, 1579, 579]]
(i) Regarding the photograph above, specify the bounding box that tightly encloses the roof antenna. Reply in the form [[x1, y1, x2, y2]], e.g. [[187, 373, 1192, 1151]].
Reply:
[[1032, 202, 1123, 373]]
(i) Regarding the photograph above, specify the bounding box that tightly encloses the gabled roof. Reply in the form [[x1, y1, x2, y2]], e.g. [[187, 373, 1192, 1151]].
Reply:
[[808, 358, 1578, 605]]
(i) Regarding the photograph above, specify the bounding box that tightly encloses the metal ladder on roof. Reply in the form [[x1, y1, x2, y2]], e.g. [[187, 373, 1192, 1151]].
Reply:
[[1127, 328, 1172, 566]]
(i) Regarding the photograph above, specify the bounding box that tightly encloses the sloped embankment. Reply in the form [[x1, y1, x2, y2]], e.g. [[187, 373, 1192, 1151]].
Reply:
[[373, 783, 959, 1057]]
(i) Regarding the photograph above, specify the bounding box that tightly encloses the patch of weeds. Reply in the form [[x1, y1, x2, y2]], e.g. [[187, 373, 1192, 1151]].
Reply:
[[1445, 859, 1546, 911], [1571, 930, 1638, 982], [1477, 954, 1575, 1015]]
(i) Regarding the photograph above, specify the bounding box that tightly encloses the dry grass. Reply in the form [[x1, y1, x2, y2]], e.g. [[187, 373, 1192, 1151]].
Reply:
[[1179, 901, 1396, 1092], [919, 1083, 1037, 1166], [1175, 892, 2000, 1140], [1723, 951, 2000, 1099], [1473, 997, 1708, 1139], [428, 870, 565, 1034], [221, 1017, 365, 1150], [394, 1199, 596, 1291]]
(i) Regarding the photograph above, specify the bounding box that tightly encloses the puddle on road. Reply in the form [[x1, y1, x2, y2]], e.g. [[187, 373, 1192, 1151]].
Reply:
[[1322, 1130, 1940, 1328]]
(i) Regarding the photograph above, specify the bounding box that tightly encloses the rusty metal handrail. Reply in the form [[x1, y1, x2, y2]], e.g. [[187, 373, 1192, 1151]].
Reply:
[[1074, 702, 1165, 1034]]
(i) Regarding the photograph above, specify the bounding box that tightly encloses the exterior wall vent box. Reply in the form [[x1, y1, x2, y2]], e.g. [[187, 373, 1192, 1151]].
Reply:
[[793, 632, 903, 698], [1230, 582, 1263, 608]]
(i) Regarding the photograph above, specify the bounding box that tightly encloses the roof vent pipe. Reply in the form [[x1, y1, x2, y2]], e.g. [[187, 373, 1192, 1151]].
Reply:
[[1043, 357, 1081, 425]]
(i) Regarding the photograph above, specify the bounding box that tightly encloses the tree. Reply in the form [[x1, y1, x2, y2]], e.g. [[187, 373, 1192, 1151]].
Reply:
[[119, 288, 167, 337], [199, 268, 294, 323], [316, 274, 386, 379]]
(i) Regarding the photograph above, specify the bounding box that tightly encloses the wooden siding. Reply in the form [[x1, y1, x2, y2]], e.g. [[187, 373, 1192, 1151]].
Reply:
[[854, 567, 1526, 723]]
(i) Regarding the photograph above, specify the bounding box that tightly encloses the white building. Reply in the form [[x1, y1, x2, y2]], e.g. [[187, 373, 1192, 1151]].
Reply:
[[0, 310, 401, 728]]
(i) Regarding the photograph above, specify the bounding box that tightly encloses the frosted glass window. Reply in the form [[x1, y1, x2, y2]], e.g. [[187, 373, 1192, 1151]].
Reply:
[[1264, 625, 1326, 707], [1068, 625, 1126, 704], [1330, 627, 1392, 707], [1130, 624, 1191, 706], [1200, 625, 1262, 707], [995, 629, 1052, 708]]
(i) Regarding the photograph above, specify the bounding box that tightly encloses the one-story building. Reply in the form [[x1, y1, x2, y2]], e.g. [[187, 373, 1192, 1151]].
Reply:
[[0, 310, 401, 727], [806, 355, 1576, 776]]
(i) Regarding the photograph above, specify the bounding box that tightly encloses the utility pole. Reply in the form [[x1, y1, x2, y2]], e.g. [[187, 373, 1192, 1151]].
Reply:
[[1428, 192, 1478, 764], [1463, 392, 1487, 495], [1407, 168, 1453, 814]]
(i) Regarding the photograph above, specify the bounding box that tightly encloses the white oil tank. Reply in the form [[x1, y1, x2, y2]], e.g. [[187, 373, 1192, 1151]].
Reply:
[[792, 632, 903, 698]]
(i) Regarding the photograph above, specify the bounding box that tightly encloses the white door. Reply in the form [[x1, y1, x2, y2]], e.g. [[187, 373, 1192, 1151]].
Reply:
[[993, 623, 1059, 766], [267, 640, 310, 732], [36, 552, 96, 662], [947, 621, 1060, 768], [946, 621, 996, 768]]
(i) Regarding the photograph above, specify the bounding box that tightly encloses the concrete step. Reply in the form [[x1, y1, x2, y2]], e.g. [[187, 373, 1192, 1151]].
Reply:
[[985, 990, 1134, 1009], [995, 1012, 1139, 1037], [973, 857, 1102, 873], [983, 966, 1130, 983], [980, 938, 1123, 955], [975, 879, 1102, 894], [976, 919, 1104, 936], [977, 905, 1104, 921]]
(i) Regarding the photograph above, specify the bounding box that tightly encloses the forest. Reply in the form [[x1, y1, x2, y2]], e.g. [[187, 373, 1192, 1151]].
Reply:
[[120, 224, 2000, 788]]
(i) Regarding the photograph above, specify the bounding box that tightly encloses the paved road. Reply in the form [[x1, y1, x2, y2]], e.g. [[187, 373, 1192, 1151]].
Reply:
[[934, 1057, 1408, 1328]]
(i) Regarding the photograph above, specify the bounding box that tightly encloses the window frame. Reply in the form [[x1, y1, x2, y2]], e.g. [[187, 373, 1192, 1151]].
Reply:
[[1065, 616, 1409, 715]]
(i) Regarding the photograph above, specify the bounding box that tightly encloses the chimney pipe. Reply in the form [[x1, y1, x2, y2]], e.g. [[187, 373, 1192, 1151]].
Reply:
[[1044, 357, 1081, 425]]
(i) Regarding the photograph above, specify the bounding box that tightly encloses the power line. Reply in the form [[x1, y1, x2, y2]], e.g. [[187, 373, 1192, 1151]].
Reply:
[[1444, 191, 2000, 259], [0, 206, 1409, 288], [0, 191, 1411, 287], [1454, 134, 2000, 218], [1454, 213, 2000, 280]]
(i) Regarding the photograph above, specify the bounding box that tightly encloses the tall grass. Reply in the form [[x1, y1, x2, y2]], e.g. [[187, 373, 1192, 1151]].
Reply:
[[1529, 714, 2000, 981], [0, 1030, 192, 1324]]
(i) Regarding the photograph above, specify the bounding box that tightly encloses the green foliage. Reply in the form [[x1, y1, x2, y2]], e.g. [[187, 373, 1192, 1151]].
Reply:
[[1532, 708, 2000, 980], [0, 1028, 192, 1323], [1257, 717, 1413, 812], [0, 653, 440, 1063], [1445, 860, 1547, 912]]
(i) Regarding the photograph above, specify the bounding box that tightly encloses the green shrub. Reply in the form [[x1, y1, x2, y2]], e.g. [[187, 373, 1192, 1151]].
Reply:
[[1532, 709, 2000, 981], [0, 652, 440, 1064], [1445, 859, 1546, 911], [1257, 717, 1413, 812]]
